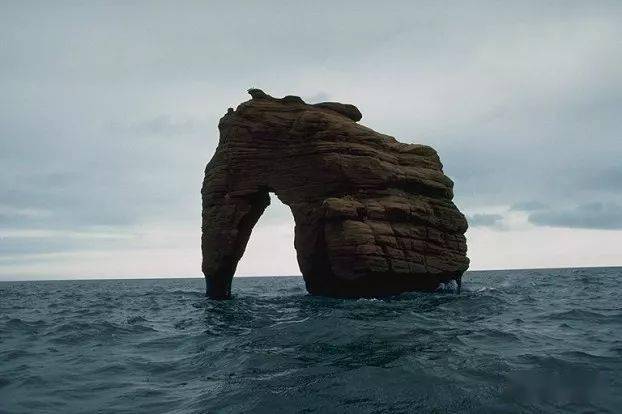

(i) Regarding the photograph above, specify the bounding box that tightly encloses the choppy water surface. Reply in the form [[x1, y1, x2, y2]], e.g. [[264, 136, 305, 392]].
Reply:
[[1, 268, 621, 413]]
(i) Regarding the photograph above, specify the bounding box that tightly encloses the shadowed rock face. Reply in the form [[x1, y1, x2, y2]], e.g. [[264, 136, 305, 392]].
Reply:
[[202, 90, 469, 299]]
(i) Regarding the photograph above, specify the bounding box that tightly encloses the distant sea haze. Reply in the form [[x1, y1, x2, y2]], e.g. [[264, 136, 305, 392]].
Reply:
[[1, 267, 621, 413]]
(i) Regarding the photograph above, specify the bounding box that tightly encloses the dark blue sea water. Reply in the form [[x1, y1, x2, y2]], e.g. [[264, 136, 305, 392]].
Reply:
[[1, 268, 621, 413]]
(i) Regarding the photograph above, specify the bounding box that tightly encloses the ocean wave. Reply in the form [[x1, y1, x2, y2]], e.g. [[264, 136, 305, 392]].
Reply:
[[1, 270, 621, 413], [547, 309, 615, 321]]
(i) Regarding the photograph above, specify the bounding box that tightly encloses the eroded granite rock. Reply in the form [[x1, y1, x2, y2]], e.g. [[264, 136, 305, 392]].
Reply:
[[202, 90, 469, 299]]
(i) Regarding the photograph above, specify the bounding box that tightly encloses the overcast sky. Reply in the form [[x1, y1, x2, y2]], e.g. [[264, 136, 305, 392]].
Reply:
[[1, 1, 621, 280]]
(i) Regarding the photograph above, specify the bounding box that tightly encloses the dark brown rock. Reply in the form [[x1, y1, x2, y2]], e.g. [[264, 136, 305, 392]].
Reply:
[[202, 89, 469, 299], [313, 102, 362, 121]]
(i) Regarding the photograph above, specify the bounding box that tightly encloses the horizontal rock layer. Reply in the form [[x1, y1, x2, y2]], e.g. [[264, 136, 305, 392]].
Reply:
[[202, 90, 469, 299]]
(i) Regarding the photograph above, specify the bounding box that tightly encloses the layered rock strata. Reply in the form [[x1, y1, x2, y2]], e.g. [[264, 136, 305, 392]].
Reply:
[[202, 89, 469, 299]]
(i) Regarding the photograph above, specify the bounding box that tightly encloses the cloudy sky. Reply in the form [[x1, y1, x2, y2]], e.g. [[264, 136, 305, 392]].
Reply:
[[1, 1, 621, 280]]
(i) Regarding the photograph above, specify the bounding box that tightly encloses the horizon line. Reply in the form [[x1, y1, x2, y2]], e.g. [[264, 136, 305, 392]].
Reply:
[[1, 264, 620, 282]]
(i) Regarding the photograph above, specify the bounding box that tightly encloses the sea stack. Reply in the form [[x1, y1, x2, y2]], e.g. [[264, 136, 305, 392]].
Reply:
[[201, 90, 469, 299]]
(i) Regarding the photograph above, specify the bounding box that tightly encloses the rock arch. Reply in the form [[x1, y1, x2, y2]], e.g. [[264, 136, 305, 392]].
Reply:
[[201, 90, 469, 299]]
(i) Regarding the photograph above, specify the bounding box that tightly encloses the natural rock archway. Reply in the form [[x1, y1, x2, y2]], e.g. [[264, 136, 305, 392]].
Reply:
[[201, 90, 469, 299]]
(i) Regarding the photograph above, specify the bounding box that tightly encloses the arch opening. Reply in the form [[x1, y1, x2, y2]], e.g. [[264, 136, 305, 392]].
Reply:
[[202, 189, 302, 299], [235, 192, 299, 278]]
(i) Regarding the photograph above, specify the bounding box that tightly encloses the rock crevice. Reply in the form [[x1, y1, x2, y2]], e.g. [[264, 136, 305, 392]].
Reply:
[[202, 90, 469, 299]]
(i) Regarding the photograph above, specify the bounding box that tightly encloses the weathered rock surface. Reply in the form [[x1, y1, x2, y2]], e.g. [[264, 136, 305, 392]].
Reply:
[[202, 90, 469, 299]]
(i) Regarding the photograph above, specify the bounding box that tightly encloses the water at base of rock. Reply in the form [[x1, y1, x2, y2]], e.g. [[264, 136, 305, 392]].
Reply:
[[1, 268, 621, 413]]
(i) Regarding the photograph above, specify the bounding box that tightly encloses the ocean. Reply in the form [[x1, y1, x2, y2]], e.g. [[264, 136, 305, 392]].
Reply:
[[1, 267, 621, 413]]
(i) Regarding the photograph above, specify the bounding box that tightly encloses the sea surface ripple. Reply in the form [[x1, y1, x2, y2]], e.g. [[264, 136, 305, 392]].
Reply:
[[1, 267, 621, 413]]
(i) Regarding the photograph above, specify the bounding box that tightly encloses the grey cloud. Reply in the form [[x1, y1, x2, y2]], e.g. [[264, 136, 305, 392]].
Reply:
[[528, 202, 622, 230], [467, 213, 504, 228], [510, 201, 548, 211], [0, 235, 123, 256], [0, 156, 200, 231], [304, 92, 332, 102], [579, 166, 622, 192], [0, 170, 143, 229], [107, 115, 207, 136], [0, 208, 53, 228]]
